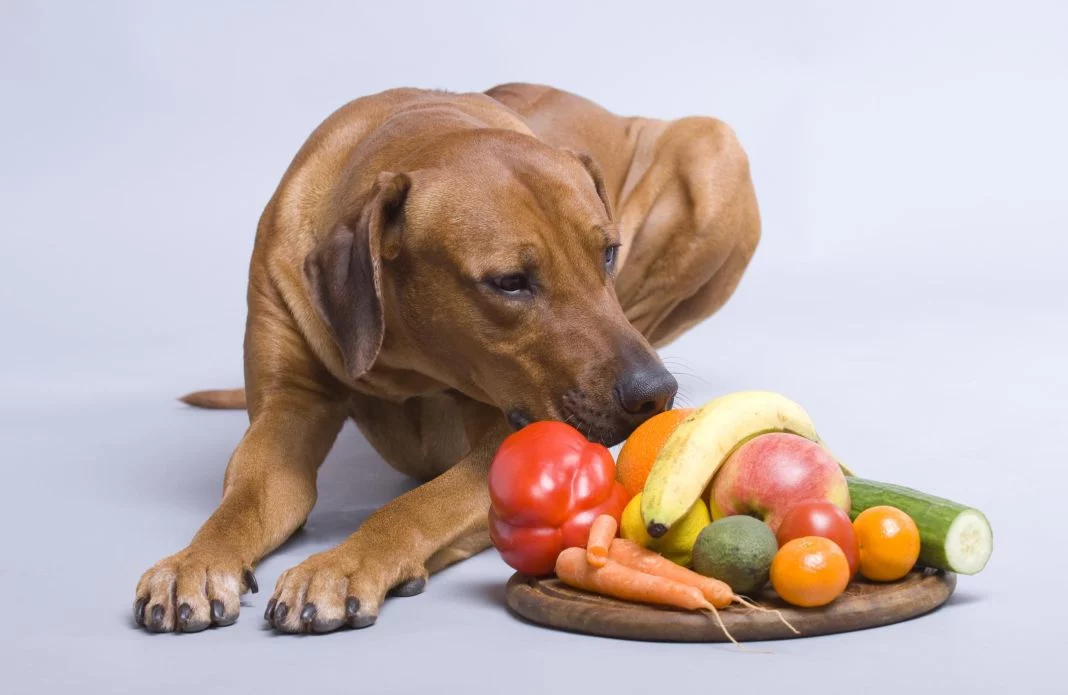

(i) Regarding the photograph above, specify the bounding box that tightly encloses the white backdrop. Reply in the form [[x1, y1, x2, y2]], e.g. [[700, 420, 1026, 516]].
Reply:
[[2, 2, 1065, 693]]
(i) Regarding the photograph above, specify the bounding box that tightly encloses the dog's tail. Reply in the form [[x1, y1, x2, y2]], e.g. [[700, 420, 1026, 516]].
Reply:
[[178, 388, 247, 409]]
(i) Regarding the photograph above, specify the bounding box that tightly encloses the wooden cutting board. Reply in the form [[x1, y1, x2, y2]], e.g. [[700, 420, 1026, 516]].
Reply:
[[506, 568, 956, 642]]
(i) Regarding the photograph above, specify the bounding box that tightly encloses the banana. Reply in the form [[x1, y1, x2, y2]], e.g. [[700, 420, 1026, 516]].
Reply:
[[640, 391, 834, 538]]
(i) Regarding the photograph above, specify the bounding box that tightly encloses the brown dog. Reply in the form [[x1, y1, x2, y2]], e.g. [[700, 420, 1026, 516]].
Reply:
[[133, 84, 760, 633]]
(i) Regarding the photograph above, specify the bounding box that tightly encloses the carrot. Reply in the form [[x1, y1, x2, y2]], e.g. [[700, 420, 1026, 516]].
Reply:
[[556, 547, 710, 611], [554, 548, 741, 646], [585, 514, 618, 568], [607, 539, 733, 606], [608, 539, 799, 634]]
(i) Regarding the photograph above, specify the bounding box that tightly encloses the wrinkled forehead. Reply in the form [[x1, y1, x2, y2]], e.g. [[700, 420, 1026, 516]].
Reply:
[[404, 153, 616, 274]]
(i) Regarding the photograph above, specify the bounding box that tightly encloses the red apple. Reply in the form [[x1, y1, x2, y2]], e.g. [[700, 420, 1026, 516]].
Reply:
[[709, 433, 850, 533]]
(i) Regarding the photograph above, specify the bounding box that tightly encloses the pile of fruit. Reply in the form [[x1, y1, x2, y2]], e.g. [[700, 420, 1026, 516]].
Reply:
[[488, 391, 993, 638]]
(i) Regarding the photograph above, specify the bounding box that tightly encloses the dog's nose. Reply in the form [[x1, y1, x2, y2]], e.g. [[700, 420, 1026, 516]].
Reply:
[[615, 367, 678, 416]]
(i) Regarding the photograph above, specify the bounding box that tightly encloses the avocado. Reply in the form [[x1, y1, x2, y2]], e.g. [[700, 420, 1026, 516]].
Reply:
[[691, 516, 778, 594]]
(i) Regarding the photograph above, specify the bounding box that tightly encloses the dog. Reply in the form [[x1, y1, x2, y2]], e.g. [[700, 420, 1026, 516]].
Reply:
[[134, 83, 760, 633]]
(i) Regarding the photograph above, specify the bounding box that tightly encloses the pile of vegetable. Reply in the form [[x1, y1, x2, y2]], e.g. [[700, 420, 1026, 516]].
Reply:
[[488, 391, 993, 642]]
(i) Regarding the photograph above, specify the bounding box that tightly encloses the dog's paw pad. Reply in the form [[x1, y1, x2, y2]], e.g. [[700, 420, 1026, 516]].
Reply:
[[389, 576, 427, 598]]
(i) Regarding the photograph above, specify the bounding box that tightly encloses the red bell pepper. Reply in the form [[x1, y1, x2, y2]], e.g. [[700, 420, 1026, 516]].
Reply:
[[488, 421, 630, 575]]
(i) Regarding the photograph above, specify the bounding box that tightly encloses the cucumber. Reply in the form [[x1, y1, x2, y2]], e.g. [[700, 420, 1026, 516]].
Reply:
[[846, 477, 993, 575]]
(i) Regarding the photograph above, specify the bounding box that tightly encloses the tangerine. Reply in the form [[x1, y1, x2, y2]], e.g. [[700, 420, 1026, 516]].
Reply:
[[770, 536, 851, 607]]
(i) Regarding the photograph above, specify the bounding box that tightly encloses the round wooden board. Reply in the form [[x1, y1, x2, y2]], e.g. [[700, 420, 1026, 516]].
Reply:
[[506, 569, 956, 642]]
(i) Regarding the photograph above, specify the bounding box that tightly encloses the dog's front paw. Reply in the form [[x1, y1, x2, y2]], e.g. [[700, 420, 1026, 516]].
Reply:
[[134, 547, 257, 633], [266, 545, 426, 634]]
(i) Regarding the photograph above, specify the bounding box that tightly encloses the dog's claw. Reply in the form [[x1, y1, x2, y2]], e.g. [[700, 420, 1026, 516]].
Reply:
[[275, 602, 288, 624], [177, 603, 192, 628], [150, 604, 165, 629], [210, 600, 225, 623], [264, 598, 277, 623], [390, 577, 427, 598], [344, 597, 376, 627], [244, 569, 259, 594], [134, 598, 147, 626], [300, 603, 317, 625]]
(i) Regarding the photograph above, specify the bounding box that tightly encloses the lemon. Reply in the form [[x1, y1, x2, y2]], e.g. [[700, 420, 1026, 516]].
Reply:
[[621, 492, 711, 566]]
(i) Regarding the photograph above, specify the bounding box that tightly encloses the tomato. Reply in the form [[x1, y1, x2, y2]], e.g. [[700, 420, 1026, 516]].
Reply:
[[770, 536, 851, 607], [776, 500, 860, 576], [853, 506, 921, 581]]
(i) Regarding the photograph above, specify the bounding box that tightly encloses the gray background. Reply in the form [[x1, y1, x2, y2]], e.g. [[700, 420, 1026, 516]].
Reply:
[[2, 1, 1066, 693]]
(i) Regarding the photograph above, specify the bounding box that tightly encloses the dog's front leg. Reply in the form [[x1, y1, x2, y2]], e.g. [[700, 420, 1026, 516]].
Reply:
[[134, 393, 348, 632], [266, 418, 509, 634]]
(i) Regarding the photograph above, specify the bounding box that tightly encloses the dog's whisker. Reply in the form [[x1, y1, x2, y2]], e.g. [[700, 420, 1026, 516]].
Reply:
[[672, 386, 699, 409], [669, 372, 701, 383], [666, 368, 711, 388]]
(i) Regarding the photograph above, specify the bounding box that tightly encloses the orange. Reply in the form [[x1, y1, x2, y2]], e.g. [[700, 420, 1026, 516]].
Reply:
[[770, 536, 851, 607], [853, 505, 921, 581], [615, 408, 695, 497]]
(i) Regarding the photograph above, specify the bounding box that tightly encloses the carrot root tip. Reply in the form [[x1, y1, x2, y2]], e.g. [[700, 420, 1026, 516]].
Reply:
[[706, 605, 736, 646], [732, 595, 800, 635]]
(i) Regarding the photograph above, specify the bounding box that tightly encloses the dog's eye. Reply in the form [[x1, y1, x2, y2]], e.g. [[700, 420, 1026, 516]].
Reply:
[[491, 274, 532, 295], [604, 245, 619, 271]]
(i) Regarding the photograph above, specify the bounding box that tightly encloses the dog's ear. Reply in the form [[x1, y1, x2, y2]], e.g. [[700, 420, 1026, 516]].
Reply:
[[302, 172, 410, 381], [566, 149, 614, 220]]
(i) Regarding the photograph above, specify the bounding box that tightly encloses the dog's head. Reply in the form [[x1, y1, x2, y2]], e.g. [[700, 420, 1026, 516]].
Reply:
[[304, 130, 676, 446]]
